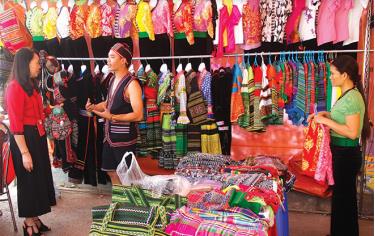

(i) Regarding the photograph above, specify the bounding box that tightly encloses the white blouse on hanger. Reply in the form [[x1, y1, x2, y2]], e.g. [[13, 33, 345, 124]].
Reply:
[[56, 6, 70, 38], [343, 0, 369, 46], [298, 0, 321, 42]]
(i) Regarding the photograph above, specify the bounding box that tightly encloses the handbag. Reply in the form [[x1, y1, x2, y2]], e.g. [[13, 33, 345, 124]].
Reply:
[[90, 202, 169, 236], [112, 184, 186, 212], [50, 107, 72, 140]]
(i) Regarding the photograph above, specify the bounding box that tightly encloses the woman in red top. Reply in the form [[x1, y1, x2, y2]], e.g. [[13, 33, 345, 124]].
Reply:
[[6, 48, 56, 236]]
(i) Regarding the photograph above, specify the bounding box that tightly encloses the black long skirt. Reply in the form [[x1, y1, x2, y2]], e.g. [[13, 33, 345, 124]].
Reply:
[[10, 126, 56, 217]]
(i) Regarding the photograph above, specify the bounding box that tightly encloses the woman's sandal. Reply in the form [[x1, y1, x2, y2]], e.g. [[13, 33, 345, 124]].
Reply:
[[34, 218, 51, 232], [23, 221, 41, 236]]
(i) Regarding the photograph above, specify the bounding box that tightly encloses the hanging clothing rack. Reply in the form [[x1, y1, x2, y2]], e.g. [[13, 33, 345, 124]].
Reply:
[[56, 49, 374, 61]]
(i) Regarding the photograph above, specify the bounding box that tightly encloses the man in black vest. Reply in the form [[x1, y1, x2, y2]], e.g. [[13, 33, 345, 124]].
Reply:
[[86, 43, 143, 184]]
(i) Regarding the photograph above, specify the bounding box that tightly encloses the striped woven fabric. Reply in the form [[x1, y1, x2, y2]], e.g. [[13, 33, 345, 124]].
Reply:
[[166, 206, 268, 236], [159, 113, 177, 169], [187, 73, 208, 125], [201, 121, 222, 154], [175, 124, 188, 158], [90, 203, 169, 236], [187, 124, 201, 152], [111, 185, 186, 212], [0, 8, 33, 54]]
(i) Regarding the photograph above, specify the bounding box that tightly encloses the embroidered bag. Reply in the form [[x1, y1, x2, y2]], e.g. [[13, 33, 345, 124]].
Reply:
[[50, 107, 72, 140], [89, 202, 169, 236], [187, 77, 207, 125], [112, 184, 186, 212]]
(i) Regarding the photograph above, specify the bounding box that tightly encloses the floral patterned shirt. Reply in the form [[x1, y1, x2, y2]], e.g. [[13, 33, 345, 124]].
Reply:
[[151, 0, 173, 36], [113, 2, 137, 38], [100, 2, 114, 37], [70, 4, 88, 40], [242, 1, 262, 50], [86, 2, 102, 38], [193, 0, 214, 38], [172, 0, 195, 45]]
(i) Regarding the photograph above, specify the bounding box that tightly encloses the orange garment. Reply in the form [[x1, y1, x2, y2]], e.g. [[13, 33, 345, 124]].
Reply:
[[70, 4, 88, 40], [86, 2, 102, 38], [173, 0, 194, 45]]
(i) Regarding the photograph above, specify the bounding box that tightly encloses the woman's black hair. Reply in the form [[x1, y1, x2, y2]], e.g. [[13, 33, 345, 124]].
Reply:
[[9, 47, 39, 96], [331, 55, 371, 138]]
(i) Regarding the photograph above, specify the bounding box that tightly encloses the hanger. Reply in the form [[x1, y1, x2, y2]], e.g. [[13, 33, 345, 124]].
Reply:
[[225, 55, 230, 67], [268, 52, 272, 65], [80, 59, 87, 74], [102, 64, 109, 76], [100, 0, 107, 4], [198, 58, 205, 72], [30, 1, 37, 9], [160, 58, 168, 73], [253, 53, 258, 67], [129, 63, 135, 74], [41, 0, 48, 13], [176, 58, 182, 73], [145, 58, 151, 72], [184, 57, 191, 72]]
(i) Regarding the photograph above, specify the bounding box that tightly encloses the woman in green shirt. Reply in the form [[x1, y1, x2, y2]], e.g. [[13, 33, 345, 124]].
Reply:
[[308, 55, 369, 236]]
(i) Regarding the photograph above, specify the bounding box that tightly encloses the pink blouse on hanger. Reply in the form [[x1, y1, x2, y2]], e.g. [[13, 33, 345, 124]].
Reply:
[[285, 0, 305, 44], [193, 0, 214, 38], [217, 4, 241, 57], [334, 0, 353, 43], [152, 0, 173, 36], [317, 0, 340, 46], [100, 2, 114, 37]]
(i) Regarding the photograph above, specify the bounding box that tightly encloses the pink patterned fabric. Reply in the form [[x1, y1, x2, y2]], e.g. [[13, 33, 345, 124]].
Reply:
[[285, 0, 305, 44], [217, 4, 241, 57], [151, 0, 173, 36], [334, 0, 353, 43], [193, 0, 214, 38], [314, 124, 334, 185], [100, 2, 114, 36], [317, 0, 340, 46]]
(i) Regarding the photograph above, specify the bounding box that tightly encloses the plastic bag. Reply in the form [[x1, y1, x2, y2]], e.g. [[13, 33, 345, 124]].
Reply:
[[116, 152, 147, 186], [116, 152, 192, 196], [141, 175, 192, 197]]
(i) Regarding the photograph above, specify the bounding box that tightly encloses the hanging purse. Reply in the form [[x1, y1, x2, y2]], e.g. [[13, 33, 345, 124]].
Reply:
[[50, 107, 72, 140], [90, 202, 169, 236], [112, 184, 186, 212]]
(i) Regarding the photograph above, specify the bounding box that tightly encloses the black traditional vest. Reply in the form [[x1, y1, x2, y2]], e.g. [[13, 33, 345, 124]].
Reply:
[[104, 74, 138, 147]]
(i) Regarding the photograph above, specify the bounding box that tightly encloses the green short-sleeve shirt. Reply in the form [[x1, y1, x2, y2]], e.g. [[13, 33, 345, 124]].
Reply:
[[330, 88, 365, 138]]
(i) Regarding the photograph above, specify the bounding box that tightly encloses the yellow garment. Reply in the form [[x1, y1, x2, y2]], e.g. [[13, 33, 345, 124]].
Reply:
[[136, 0, 155, 41], [0, 40, 3, 47], [331, 87, 341, 109], [201, 122, 222, 154], [30, 7, 45, 37], [86, 3, 102, 38], [43, 7, 58, 39]]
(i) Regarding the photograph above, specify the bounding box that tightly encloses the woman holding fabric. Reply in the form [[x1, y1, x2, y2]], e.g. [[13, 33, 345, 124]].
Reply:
[[308, 55, 369, 236], [86, 43, 143, 185], [6, 48, 56, 236]]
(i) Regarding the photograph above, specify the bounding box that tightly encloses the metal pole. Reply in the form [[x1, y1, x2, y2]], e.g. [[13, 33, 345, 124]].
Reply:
[[56, 49, 375, 61]]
